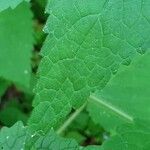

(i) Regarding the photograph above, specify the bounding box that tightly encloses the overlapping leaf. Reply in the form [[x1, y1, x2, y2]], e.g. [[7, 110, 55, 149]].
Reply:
[[1, 121, 150, 150], [101, 121, 150, 150], [0, 121, 78, 150], [0, 1, 150, 149], [87, 52, 150, 130], [31, 130, 79, 150], [0, 121, 26, 150], [29, 0, 150, 132]]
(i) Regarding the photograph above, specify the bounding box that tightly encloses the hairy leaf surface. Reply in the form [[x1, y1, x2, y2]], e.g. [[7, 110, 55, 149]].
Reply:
[[29, 0, 150, 131], [32, 130, 79, 150], [88, 52, 150, 130], [0, 121, 26, 150], [101, 121, 150, 150], [1, 121, 150, 150]]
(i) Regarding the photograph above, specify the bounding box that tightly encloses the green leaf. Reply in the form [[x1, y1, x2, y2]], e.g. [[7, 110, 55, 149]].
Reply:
[[0, 122, 80, 150], [0, 121, 26, 150], [28, 101, 60, 131], [29, 0, 150, 131], [87, 52, 150, 131], [101, 121, 150, 150], [31, 130, 79, 150], [0, 0, 30, 12], [29, 129, 100, 150], [1, 122, 149, 150], [0, 2, 33, 88]]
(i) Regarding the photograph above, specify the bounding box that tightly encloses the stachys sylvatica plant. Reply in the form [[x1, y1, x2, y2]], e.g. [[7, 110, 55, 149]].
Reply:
[[0, 0, 150, 149]]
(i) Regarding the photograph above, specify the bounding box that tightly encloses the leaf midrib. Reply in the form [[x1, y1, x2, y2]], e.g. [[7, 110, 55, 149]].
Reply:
[[89, 94, 134, 123]]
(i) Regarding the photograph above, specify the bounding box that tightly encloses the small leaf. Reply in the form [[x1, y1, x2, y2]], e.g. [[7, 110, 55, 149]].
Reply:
[[0, 121, 26, 150]]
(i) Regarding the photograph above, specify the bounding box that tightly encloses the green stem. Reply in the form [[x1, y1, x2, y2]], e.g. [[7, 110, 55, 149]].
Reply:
[[57, 102, 87, 135], [57, 93, 134, 135]]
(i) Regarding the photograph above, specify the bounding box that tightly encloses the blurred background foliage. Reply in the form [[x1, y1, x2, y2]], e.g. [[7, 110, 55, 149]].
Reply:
[[0, 0, 106, 146]]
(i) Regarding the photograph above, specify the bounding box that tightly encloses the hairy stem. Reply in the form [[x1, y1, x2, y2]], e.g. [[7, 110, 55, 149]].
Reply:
[[57, 102, 87, 135], [57, 92, 134, 135]]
